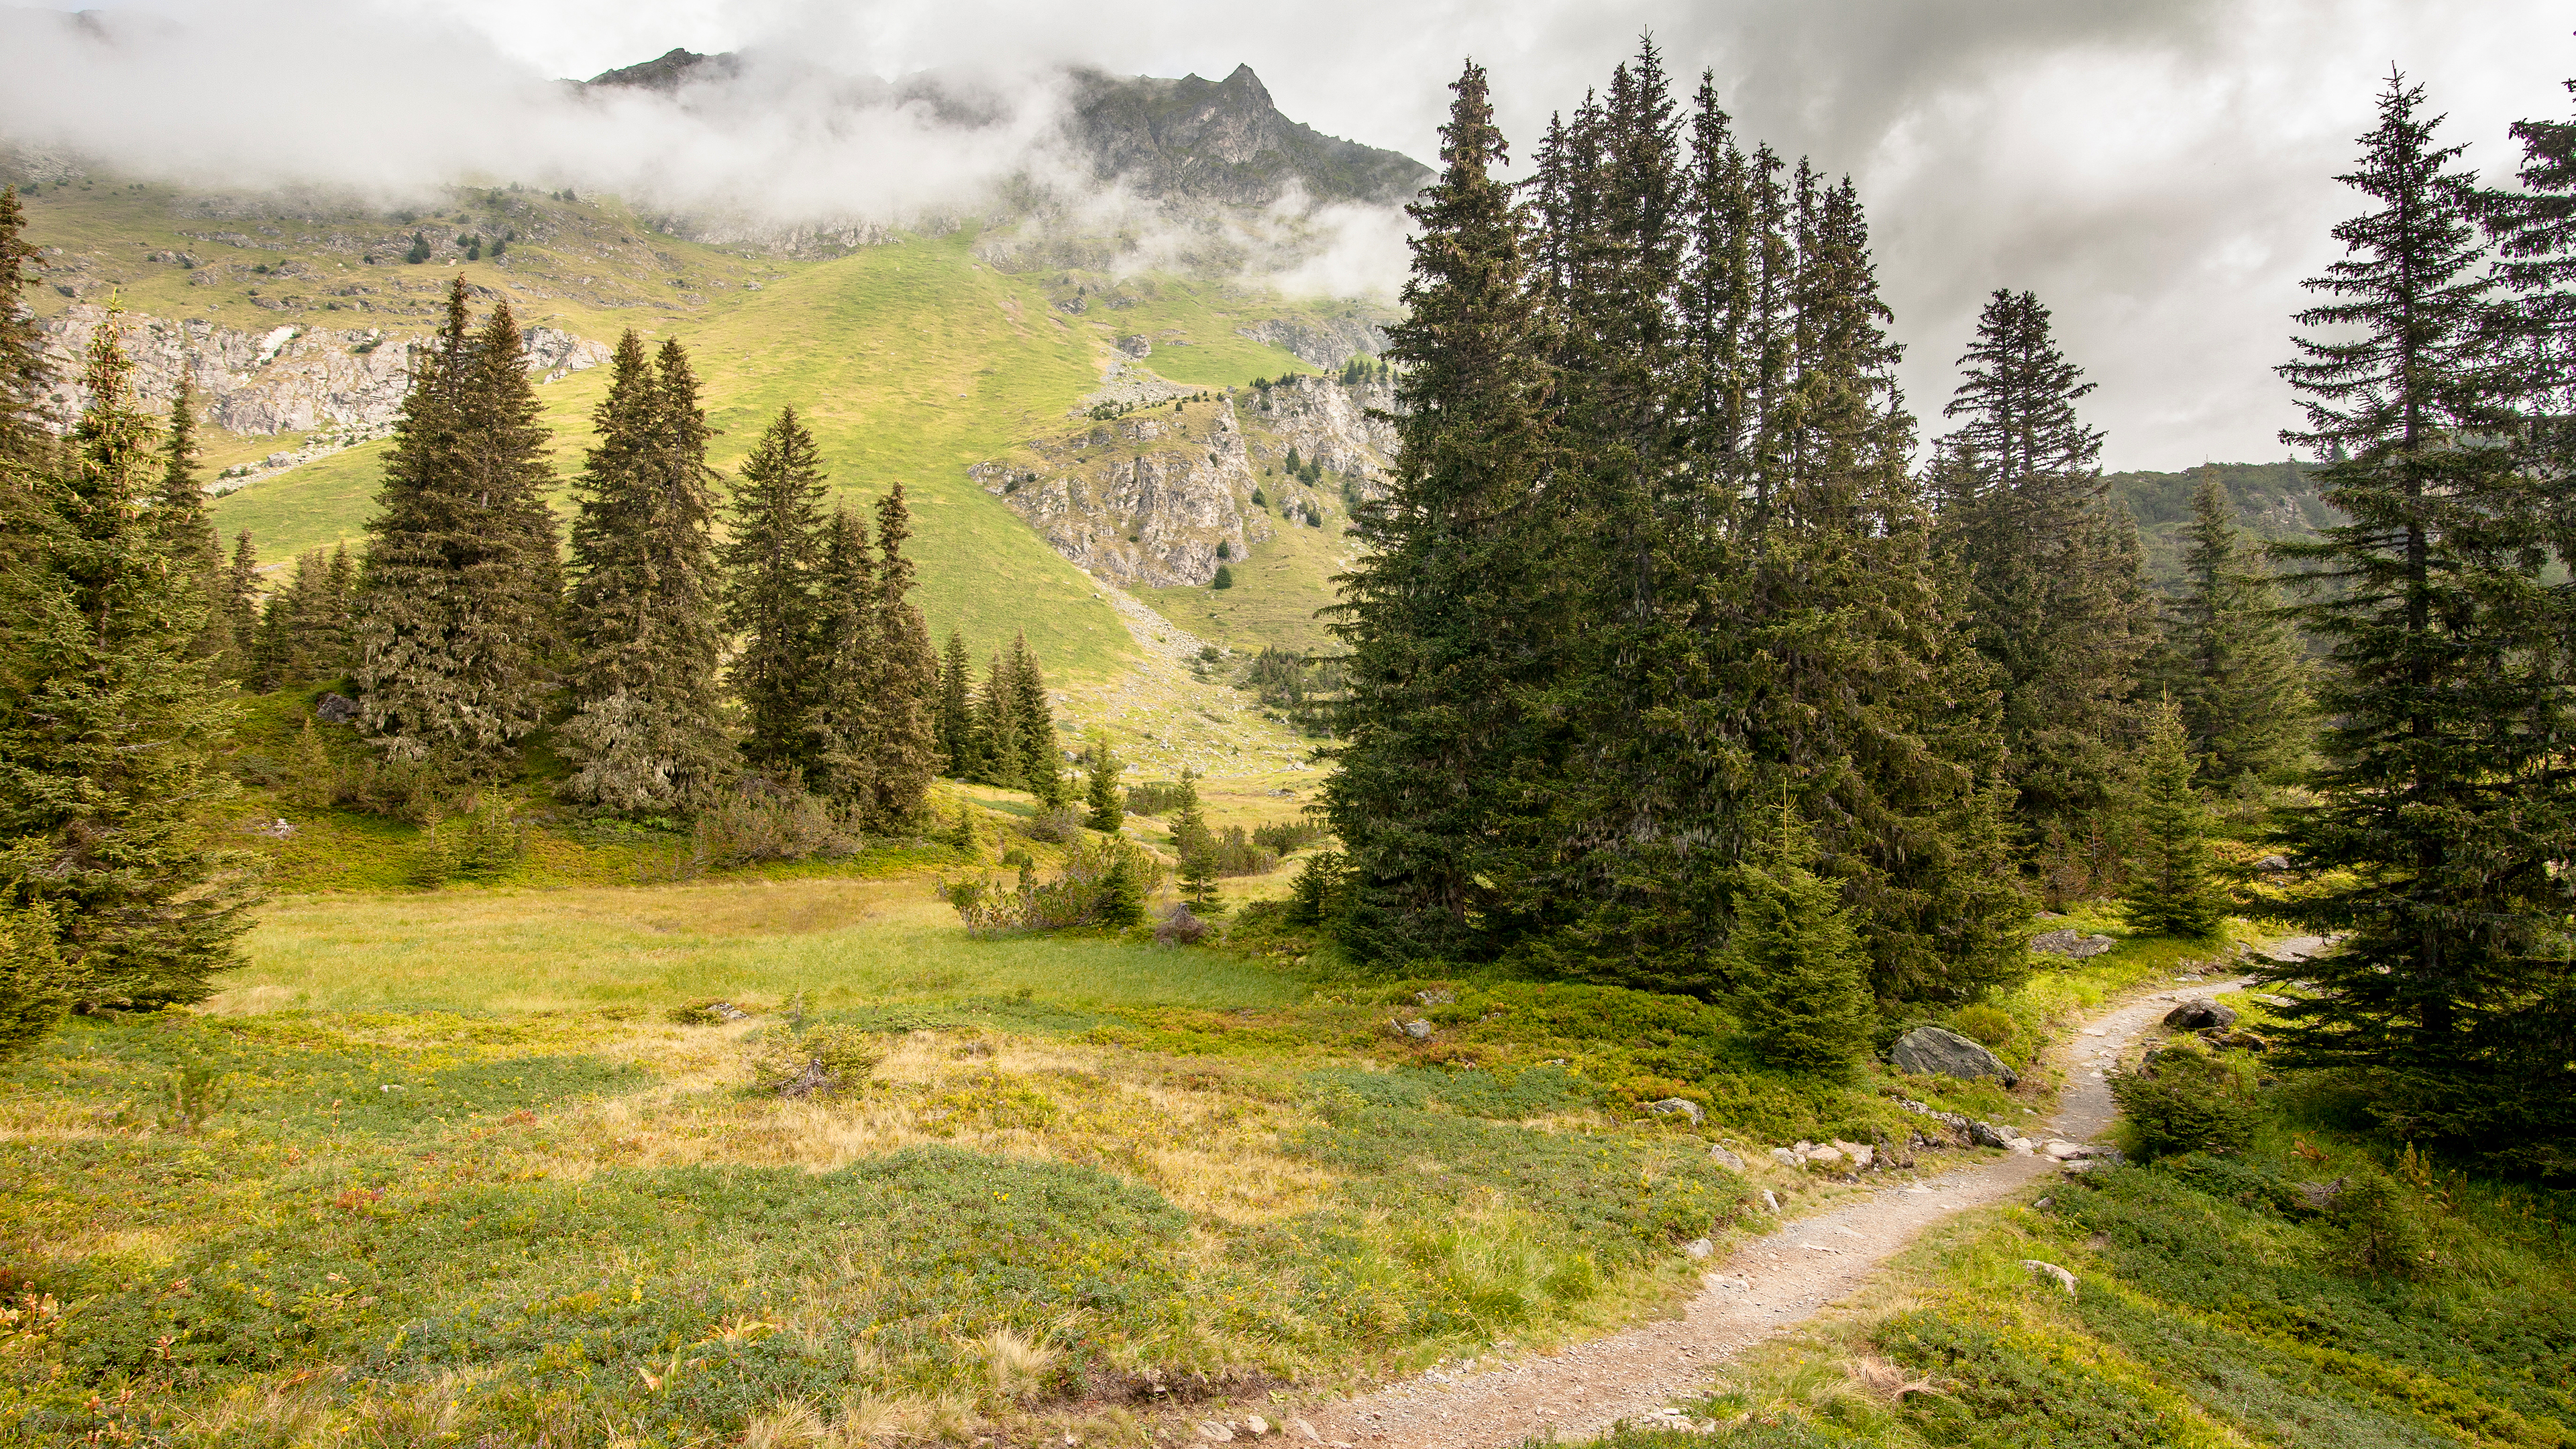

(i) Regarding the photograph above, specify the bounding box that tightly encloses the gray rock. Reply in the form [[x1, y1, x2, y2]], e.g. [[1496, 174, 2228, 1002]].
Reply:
[[1397, 1018, 1433, 1040], [1760, 1189, 1780, 1213], [1968, 1120, 2012, 1149], [1890, 1025, 2019, 1087], [1770, 1147, 1802, 1168], [1682, 1238, 1714, 1260], [315, 692, 360, 723], [2032, 928, 2115, 958], [2023, 1260, 2078, 1293], [2254, 993, 2297, 1009], [1117, 334, 1152, 358], [1197, 1421, 1234, 1442], [1709, 1145, 1746, 1173], [1646, 1097, 1705, 1127], [2163, 998, 2239, 1030], [2254, 854, 2290, 871], [1414, 987, 1456, 1006]]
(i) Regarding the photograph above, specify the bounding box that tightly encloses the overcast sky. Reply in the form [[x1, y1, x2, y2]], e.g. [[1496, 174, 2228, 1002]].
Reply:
[[9, 0, 2572, 470]]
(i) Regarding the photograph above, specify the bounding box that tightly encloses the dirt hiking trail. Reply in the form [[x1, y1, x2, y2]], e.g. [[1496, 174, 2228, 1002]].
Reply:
[[1285, 947, 2319, 1449]]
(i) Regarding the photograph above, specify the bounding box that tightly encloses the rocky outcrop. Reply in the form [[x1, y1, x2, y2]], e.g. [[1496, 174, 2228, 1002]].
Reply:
[[2032, 928, 2114, 959], [977, 371, 1395, 588], [1234, 315, 1391, 370], [2163, 998, 2239, 1030], [34, 305, 608, 436], [973, 401, 1270, 588]]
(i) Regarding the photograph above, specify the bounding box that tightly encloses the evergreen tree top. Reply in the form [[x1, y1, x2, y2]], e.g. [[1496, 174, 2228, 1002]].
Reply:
[[2279, 72, 2507, 453]]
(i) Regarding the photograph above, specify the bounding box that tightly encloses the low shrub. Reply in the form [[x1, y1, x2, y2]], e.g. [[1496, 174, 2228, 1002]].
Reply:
[[1155, 903, 1210, 945], [2110, 1042, 2258, 1157], [1251, 818, 1330, 855], [1021, 804, 1086, 844], [1949, 1002, 2017, 1049], [1206, 824, 1280, 877], [408, 795, 525, 886], [692, 790, 858, 867], [1123, 780, 1192, 816], [747, 1023, 883, 1097], [944, 837, 1161, 936], [2328, 1169, 2434, 1279]]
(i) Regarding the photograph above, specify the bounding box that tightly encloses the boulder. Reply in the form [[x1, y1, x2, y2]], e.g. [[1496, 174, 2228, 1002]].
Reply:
[[1198, 1423, 1234, 1443], [1645, 1097, 1704, 1127], [1831, 1139, 1874, 1170], [1682, 1238, 1714, 1260], [1769, 1146, 1801, 1168], [1396, 1018, 1433, 1040], [1805, 1144, 1845, 1167], [1709, 1145, 1746, 1173], [1760, 1189, 1780, 1213], [2023, 1260, 2078, 1293], [1968, 1120, 2012, 1149], [2163, 998, 2238, 1030], [2032, 928, 2115, 958], [1890, 1025, 2019, 1087], [1118, 334, 1152, 358], [315, 691, 360, 723], [2253, 855, 2290, 871]]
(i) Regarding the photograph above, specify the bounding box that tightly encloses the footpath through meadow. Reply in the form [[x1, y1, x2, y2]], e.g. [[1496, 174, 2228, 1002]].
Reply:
[[1281, 941, 2326, 1449]]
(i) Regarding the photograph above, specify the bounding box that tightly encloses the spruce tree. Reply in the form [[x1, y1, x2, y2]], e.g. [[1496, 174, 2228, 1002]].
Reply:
[[154, 376, 233, 669], [0, 896, 72, 1063], [807, 505, 881, 811], [720, 406, 828, 781], [221, 531, 260, 676], [971, 652, 1021, 789], [352, 280, 562, 784], [0, 316, 256, 1010], [1169, 769, 1212, 859], [1084, 740, 1124, 833], [2160, 474, 2310, 786], [1006, 631, 1066, 807], [863, 483, 941, 826], [561, 332, 730, 811], [1727, 802, 1874, 1077], [2121, 694, 2226, 938], [1933, 288, 2153, 883], [1326, 59, 1552, 964], [0, 185, 46, 472], [934, 629, 976, 778], [2268, 74, 2576, 1162]]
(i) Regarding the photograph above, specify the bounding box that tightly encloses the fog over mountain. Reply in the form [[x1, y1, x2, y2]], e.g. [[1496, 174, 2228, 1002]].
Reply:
[[1, 0, 2569, 466]]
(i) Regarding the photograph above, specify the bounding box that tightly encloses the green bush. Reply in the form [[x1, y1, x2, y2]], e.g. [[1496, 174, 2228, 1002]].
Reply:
[[747, 1023, 883, 1096], [2110, 1042, 2258, 1157], [2328, 1171, 2433, 1279], [1949, 1003, 2017, 1049], [691, 790, 857, 866]]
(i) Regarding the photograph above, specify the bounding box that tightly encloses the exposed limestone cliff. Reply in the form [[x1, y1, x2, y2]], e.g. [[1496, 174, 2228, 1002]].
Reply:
[[1233, 315, 1391, 370], [33, 305, 608, 435], [975, 372, 1395, 589]]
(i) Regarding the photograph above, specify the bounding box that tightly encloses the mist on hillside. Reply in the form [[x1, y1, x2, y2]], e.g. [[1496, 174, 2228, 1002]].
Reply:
[[0, 5, 1414, 292]]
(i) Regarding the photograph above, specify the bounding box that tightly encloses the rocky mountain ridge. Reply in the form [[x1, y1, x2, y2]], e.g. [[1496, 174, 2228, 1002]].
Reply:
[[34, 303, 608, 440], [584, 50, 1430, 211]]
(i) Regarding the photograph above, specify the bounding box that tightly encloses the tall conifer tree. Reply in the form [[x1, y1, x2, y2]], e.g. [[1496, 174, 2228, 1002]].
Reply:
[[863, 482, 941, 825], [971, 652, 1021, 789], [1006, 631, 1066, 808], [935, 629, 976, 778], [353, 280, 562, 782], [1934, 289, 2153, 885], [2159, 476, 2310, 785], [561, 333, 729, 811], [0, 316, 256, 1010], [2121, 695, 2226, 937], [2268, 74, 2576, 1161], [721, 406, 828, 782], [1326, 59, 1551, 963], [807, 505, 881, 810], [0, 186, 46, 473]]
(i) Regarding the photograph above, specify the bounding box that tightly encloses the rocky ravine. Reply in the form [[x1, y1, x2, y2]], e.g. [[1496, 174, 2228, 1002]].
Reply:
[[34, 304, 609, 437], [972, 369, 1395, 589]]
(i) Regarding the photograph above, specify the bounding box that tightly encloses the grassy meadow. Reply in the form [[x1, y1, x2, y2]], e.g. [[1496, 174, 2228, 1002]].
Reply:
[[0, 759, 2257, 1448]]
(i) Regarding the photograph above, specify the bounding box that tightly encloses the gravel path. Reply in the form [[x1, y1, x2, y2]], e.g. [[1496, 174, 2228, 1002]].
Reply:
[[1285, 946, 2322, 1449]]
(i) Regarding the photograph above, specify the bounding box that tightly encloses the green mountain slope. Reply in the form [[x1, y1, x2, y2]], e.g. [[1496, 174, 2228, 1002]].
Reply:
[[11, 172, 1363, 682], [2106, 460, 2340, 593]]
